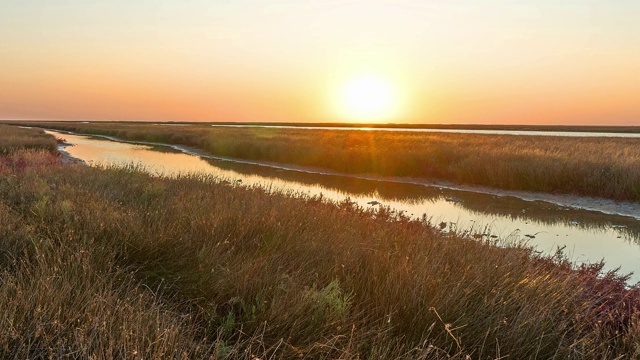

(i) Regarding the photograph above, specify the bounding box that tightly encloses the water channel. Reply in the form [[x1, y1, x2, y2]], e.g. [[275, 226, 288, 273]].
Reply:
[[208, 124, 640, 138], [45, 129, 640, 283]]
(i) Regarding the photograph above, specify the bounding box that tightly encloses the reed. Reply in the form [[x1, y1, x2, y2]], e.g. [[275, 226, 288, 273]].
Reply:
[[15, 121, 640, 202], [0, 124, 58, 154]]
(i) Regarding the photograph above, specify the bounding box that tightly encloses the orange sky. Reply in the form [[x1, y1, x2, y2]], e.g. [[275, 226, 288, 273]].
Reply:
[[1, 1, 639, 125]]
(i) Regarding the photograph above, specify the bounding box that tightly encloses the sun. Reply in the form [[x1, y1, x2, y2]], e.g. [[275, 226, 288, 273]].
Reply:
[[338, 75, 398, 122]]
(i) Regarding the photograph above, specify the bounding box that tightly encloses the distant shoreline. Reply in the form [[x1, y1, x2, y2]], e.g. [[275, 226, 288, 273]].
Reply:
[[210, 122, 640, 134], [2, 120, 640, 134]]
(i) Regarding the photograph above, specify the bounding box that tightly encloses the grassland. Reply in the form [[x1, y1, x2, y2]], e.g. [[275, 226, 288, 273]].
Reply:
[[0, 124, 58, 155], [13, 121, 640, 202], [1, 126, 640, 358]]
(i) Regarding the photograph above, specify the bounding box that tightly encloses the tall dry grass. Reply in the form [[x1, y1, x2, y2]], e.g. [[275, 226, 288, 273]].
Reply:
[[16, 121, 640, 202], [0, 126, 639, 358], [0, 124, 58, 154]]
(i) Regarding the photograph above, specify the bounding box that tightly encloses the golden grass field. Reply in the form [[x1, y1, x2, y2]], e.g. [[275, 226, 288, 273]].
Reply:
[[15, 121, 640, 202], [0, 124, 58, 155], [0, 125, 639, 358]]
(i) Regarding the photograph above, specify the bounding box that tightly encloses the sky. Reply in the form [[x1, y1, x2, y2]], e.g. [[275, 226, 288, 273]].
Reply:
[[1, 1, 639, 125]]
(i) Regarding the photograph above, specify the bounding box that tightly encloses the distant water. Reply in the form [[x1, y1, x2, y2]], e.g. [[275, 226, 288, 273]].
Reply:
[[210, 124, 640, 138]]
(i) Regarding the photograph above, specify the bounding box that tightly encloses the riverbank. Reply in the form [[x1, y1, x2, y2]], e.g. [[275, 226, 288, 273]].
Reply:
[[11, 121, 640, 202], [1, 125, 640, 358], [0, 124, 58, 154], [43, 127, 640, 222]]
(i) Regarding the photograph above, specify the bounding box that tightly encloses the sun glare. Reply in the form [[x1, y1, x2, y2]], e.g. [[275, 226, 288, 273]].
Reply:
[[338, 75, 398, 122]]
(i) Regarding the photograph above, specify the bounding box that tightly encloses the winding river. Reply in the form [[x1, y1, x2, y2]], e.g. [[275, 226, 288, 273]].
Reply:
[[45, 129, 640, 283]]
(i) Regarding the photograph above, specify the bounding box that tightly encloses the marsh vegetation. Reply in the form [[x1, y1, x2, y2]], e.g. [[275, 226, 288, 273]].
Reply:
[[1, 125, 640, 358], [0, 124, 58, 155], [16, 121, 640, 202]]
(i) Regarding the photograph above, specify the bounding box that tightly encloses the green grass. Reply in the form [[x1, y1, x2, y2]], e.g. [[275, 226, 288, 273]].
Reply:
[[1, 126, 640, 358], [13, 121, 640, 202]]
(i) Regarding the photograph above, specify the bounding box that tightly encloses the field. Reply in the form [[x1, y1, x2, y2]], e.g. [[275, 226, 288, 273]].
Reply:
[[12, 121, 640, 202], [1, 125, 640, 358], [0, 124, 58, 155]]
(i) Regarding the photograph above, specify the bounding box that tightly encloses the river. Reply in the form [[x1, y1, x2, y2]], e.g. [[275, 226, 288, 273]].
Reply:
[[46, 129, 640, 283]]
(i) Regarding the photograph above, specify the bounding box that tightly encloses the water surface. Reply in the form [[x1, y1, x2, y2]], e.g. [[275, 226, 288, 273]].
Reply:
[[48, 130, 640, 282], [210, 124, 640, 138]]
